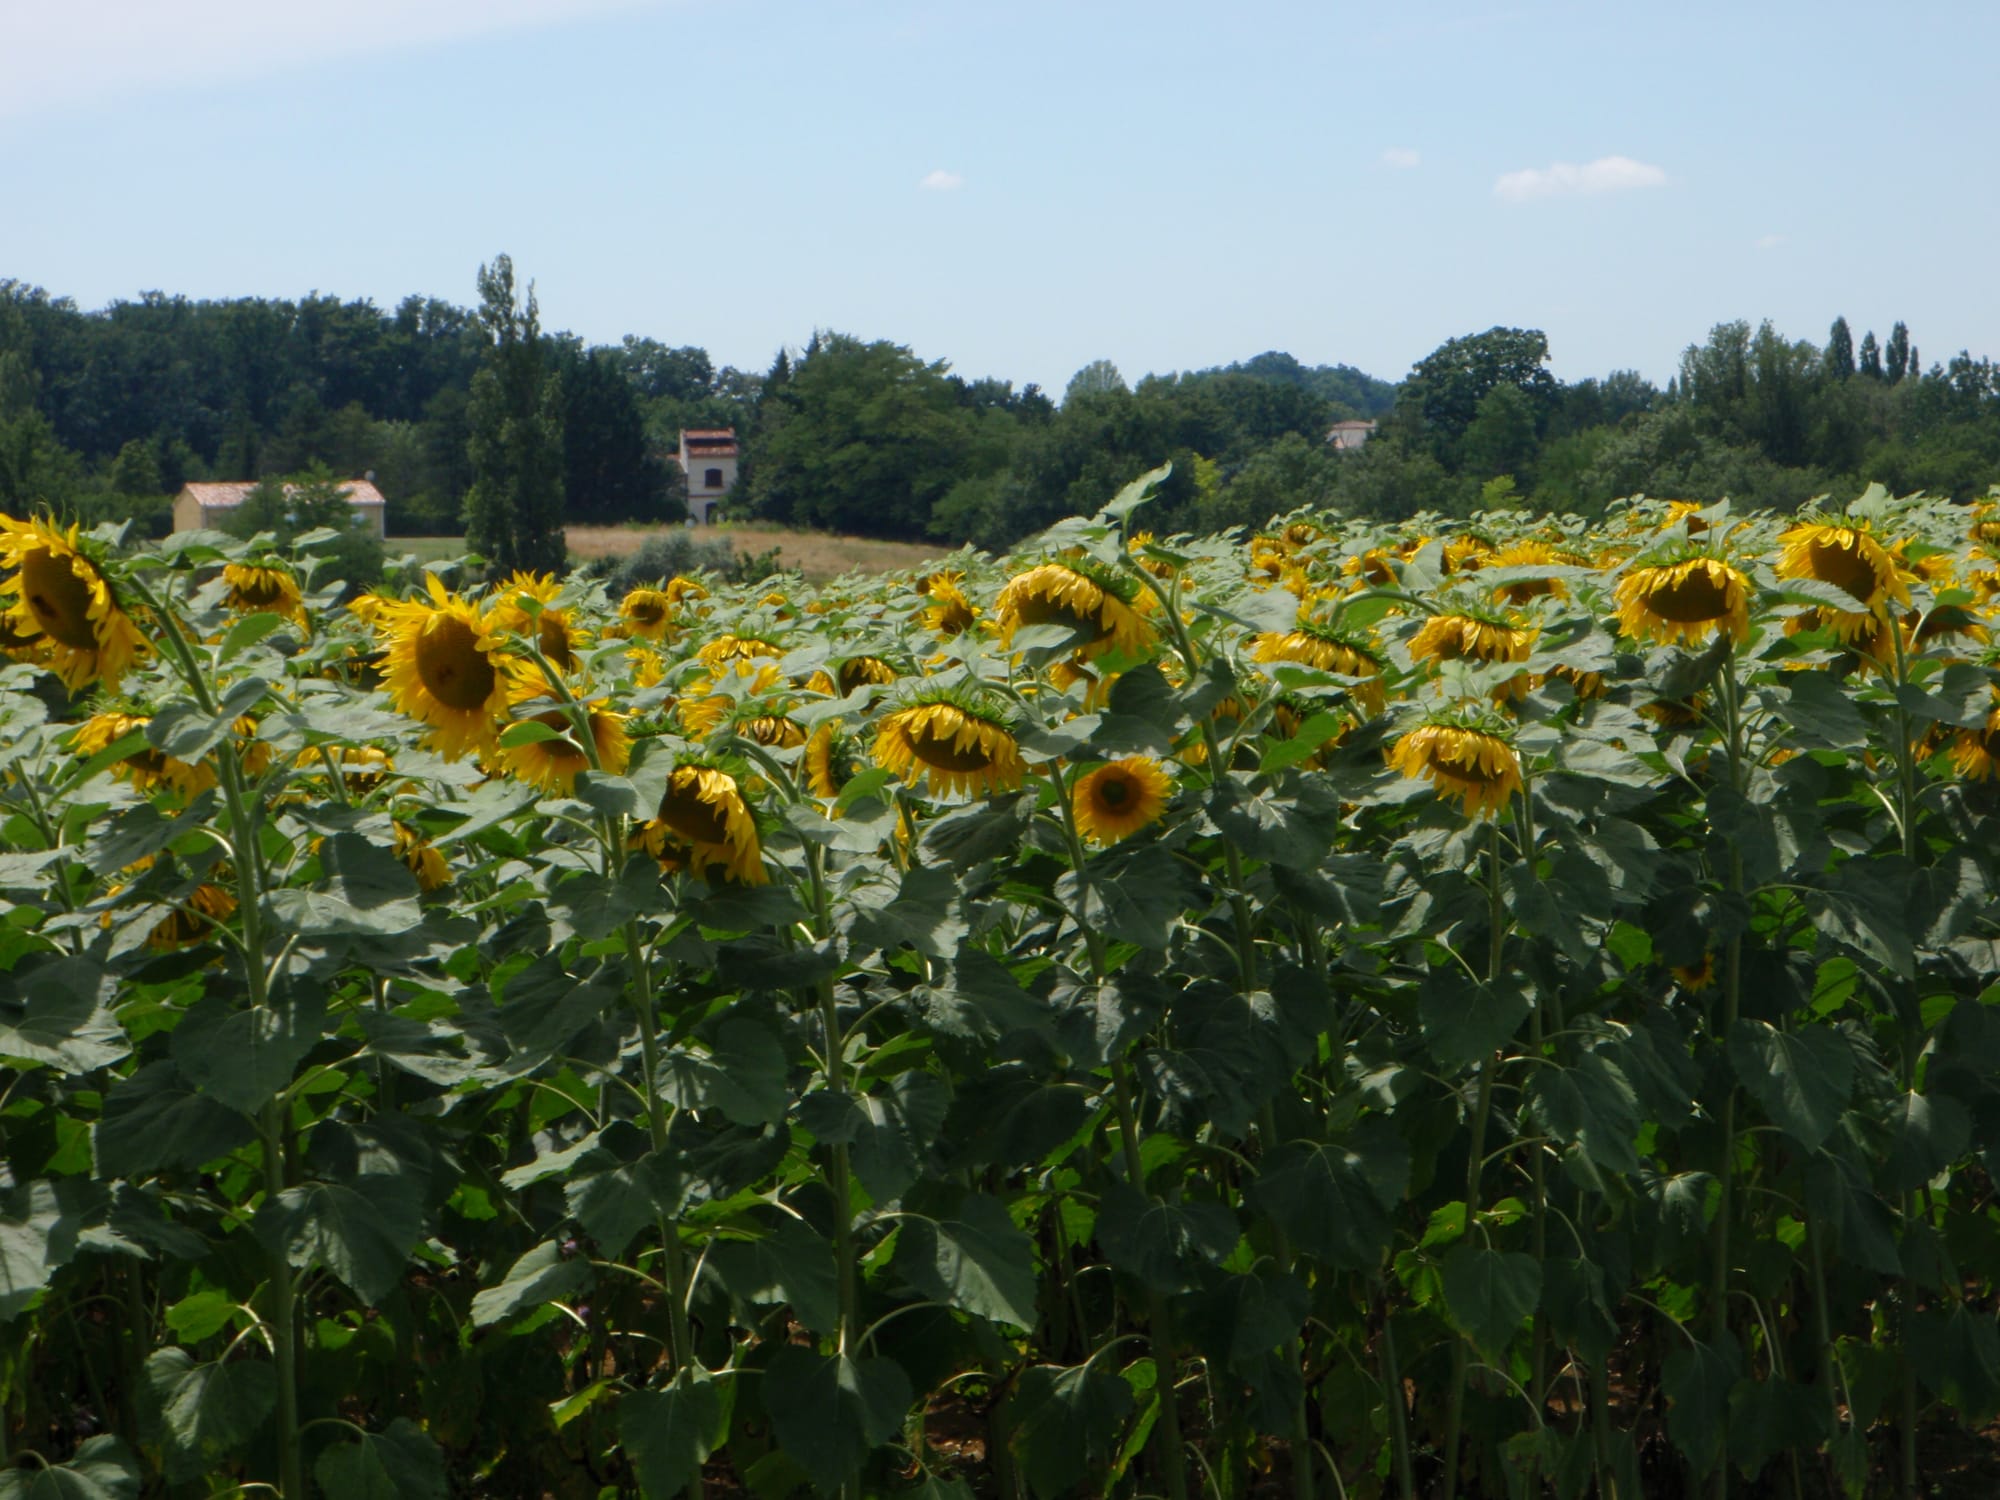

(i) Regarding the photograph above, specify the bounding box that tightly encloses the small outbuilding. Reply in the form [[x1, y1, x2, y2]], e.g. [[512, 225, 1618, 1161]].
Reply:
[[172, 479, 388, 538]]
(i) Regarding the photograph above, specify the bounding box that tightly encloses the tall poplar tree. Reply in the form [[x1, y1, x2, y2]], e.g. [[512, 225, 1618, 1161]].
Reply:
[[463, 255, 566, 573], [1885, 320, 1911, 384], [1824, 316, 1855, 380], [1858, 330, 1883, 380]]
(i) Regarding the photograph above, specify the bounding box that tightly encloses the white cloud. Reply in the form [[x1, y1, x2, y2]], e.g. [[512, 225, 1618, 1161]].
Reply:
[[919, 169, 964, 192], [1753, 233, 1785, 251], [1493, 155, 1667, 203], [1381, 147, 1422, 169], [0, 0, 659, 119]]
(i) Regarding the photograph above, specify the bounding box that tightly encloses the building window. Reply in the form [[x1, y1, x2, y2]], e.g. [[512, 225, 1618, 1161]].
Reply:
[[704, 468, 724, 490]]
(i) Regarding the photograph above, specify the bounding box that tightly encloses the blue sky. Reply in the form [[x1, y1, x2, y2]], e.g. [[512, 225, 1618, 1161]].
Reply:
[[4, 0, 1995, 394]]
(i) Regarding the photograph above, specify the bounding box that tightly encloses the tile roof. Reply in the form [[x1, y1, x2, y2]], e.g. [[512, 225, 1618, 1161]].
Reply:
[[181, 480, 387, 508]]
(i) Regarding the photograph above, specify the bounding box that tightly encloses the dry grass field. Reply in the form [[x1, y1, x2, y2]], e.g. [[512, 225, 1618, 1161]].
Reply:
[[391, 524, 953, 582]]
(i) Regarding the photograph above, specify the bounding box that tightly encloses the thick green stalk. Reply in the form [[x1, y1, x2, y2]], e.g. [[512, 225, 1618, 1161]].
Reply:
[[1707, 660, 1748, 1500], [626, 919, 693, 1373], [136, 578, 304, 1497], [1887, 624, 1921, 1500], [1052, 769, 1188, 1500], [1442, 821, 1509, 1500], [1380, 1296, 1415, 1500]]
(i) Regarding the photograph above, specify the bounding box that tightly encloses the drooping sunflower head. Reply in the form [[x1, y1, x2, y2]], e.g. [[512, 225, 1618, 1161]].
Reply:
[[836, 655, 900, 698], [394, 822, 452, 891], [920, 576, 978, 638], [665, 576, 710, 608], [995, 558, 1155, 661], [1072, 756, 1173, 845], [679, 660, 789, 740], [635, 762, 766, 884], [872, 685, 1026, 799], [148, 883, 238, 952], [1777, 518, 1909, 615], [1407, 605, 1536, 667], [1251, 618, 1387, 715], [222, 561, 307, 624], [697, 634, 785, 670], [70, 711, 218, 799], [805, 721, 863, 801], [1386, 706, 1524, 819], [1949, 706, 2000, 781], [489, 571, 587, 675], [1913, 602, 1991, 652], [0, 513, 147, 691], [498, 692, 632, 795], [379, 575, 517, 760], [1342, 548, 1398, 587], [1485, 540, 1576, 604], [1613, 551, 1752, 648], [1673, 952, 1718, 992]]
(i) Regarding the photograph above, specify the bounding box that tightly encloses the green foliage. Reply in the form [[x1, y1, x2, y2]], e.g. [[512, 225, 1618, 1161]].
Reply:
[[462, 256, 567, 574], [219, 462, 385, 592]]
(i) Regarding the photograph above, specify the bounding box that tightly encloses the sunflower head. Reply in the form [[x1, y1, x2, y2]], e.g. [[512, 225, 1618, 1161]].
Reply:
[[804, 721, 864, 801], [636, 762, 766, 884], [223, 561, 306, 624], [394, 822, 452, 891], [1073, 756, 1173, 845], [1407, 606, 1535, 667], [1777, 519, 1909, 616], [70, 711, 217, 799], [1486, 540, 1575, 604], [619, 587, 674, 641], [1251, 617, 1388, 715], [836, 655, 900, 697], [1613, 552, 1752, 648], [379, 574, 518, 759], [148, 883, 237, 952], [489, 571, 586, 674], [0, 514, 147, 691], [995, 558, 1155, 661], [872, 686, 1026, 799], [1386, 706, 1524, 819], [498, 693, 632, 795]]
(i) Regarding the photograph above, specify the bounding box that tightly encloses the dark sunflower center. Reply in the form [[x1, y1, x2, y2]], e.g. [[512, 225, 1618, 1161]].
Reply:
[[1648, 569, 1731, 622], [1096, 776, 1133, 809], [660, 784, 732, 845], [628, 598, 666, 626], [415, 615, 496, 712], [537, 614, 575, 671], [22, 548, 100, 650], [529, 709, 586, 759], [1014, 595, 1108, 643], [1804, 537, 1881, 603], [910, 719, 998, 772], [235, 575, 289, 607]]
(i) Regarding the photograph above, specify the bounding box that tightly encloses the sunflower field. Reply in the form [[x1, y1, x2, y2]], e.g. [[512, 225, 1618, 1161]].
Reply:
[[5, 471, 2000, 1500]]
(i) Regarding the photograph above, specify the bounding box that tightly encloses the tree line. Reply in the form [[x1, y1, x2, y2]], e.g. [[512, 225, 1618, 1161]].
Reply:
[[2, 262, 1996, 559]]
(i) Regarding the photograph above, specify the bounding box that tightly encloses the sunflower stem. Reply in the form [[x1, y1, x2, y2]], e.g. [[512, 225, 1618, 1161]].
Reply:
[[1708, 655, 1749, 1500], [1054, 773, 1187, 1500], [135, 573, 308, 1500]]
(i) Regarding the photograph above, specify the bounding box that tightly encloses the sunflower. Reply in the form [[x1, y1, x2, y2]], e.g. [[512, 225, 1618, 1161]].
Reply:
[[1386, 712, 1523, 819], [921, 578, 978, 638], [0, 514, 146, 691], [836, 655, 899, 696], [394, 822, 452, 891], [995, 559, 1155, 661], [1407, 610, 1535, 667], [696, 634, 784, 669], [1912, 603, 1991, 652], [489, 571, 586, 676], [222, 561, 306, 624], [679, 661, 789, 739], [148, 883, 238, 952], [665, 576, 709, 608], [619, 587, 674, 641], [1776, 520, 1908, 634], [742, 714, 807, 749], [1342, 548, 1398, 587], [378, 574, 517, 760], [805, 722, 864, 800], [1251, 621, 1387, 715], [292, 743, 395, 796], [1673, 953, 1717, 992], [873, 689, 1026, 798], [1613, 556, 1751, 647], [634, 764, 766, 884], [499, 694, 632, 794], [1072, 757, 1173, 844], [1662, 500, 1712, 535], [1485, 540, 1575, 603], [70, 712, 217, 799], [1639, 694, 1707, 729]]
